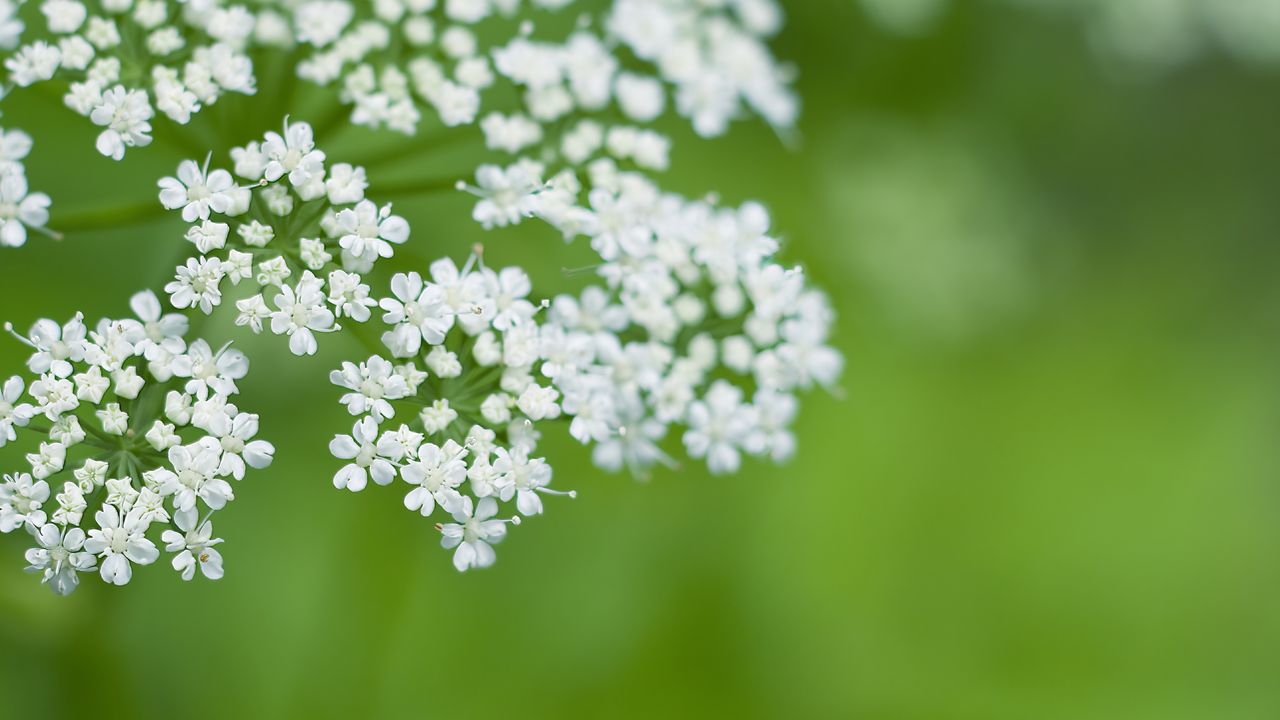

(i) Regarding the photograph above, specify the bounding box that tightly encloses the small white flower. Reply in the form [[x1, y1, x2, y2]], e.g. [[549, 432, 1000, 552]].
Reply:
[[438, 496, 514, 572], [0, 172, 52, 248], [329, 417, 399, 492], [401, 440, 467, 517], [89, 85, 154, 160], [162, 509, 224, 581], [261, 119, 325, 187], [269, 275, 337, 356], [25, 523, 95, 596], [330, 355, 410, 422], [83, 505, 159, 586], [158, 158, 236, 222], [0, 472, 50, 532]]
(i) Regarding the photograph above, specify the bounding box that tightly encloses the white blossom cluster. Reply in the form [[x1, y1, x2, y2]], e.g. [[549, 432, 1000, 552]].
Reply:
[[283, 0, 796, 142], [0, 292, 275, 594], [0, 0, 258, 161], [1, 2, 844, 582], [517, 166, 843, 477], [160, 118, 407, 356], [328, 253, 574, 571], [0, 126, 51, 248]]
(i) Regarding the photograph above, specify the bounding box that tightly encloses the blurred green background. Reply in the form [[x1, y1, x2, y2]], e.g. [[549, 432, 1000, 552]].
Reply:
[[3, 1, 1280, 717]]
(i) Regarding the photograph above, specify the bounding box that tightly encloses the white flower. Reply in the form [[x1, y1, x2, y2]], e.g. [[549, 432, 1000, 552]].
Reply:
[[379, 272, 452, 356], [493, 447, 564, 516], [335, 200, 409, 260], [401, 440, 467, 517], [19, 314, 88, 378], [161, 509, 224, 581], [0, 172, 52, 248], [330, 355, 410, 422], [128, 289, 187, 357], [173, 339, 247, 397], [419, 398, 458, 435], [26, 441, 66, 480], [6, 41, 61, 86], [261, 119, 325, 187], [682, 380, 757, 475], [329, 417, 398, 492], [83, 505, 159, 586], [158, 158, 236, 222], [269, 274, 337, 356], [153, 439, 233, 512], [90, 85, 154, 160], [25, 523, 95, 596], [211, 412, 275, 480], [166, 257, 225, 313], [467, 163, 543, 229], [438, 496, 514, 572], [0, 376, 33, 446], [0, 472, 50, 532]]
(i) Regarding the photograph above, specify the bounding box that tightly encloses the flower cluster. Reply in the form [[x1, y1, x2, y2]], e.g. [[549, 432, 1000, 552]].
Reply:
[[161, 118, 406, 356], [0, 292, 275, 594], [285, 0, 797, 142], [329, 253, 575, 571], [1, 0, 259, 161], [468, 162, 844, 477], [0, 126, 51, 248]]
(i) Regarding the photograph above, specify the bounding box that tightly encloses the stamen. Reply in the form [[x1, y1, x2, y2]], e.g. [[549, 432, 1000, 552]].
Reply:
[[2, 322, 35, 348], [560, 263, 603, 276], [538, 488, 577, 499], [29, 225, 64, 241]]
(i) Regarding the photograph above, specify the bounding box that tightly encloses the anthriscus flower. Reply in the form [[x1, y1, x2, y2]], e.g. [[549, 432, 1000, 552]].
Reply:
[[0, 292, 274, 594]]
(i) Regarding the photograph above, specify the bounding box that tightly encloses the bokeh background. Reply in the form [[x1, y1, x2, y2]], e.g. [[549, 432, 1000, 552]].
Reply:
[[3, 1, 1280, 717]]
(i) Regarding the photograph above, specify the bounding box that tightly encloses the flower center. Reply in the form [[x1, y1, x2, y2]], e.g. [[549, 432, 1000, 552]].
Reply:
[[356, 443, 376, 468], [179, 469, 204, 491], [359, 379, 384, 399], [108, 527, 129, 554]]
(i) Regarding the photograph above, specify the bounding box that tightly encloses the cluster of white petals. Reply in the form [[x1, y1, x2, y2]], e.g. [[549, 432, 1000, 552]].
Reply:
[[2, 1, 843, 583], [509, 163, 844, 476], [160, 118, 407, 356], [329, 253, 574, 571], [0, 292, 275, 594], [284, 0, 797, 140], [0, 0, 257, 161]]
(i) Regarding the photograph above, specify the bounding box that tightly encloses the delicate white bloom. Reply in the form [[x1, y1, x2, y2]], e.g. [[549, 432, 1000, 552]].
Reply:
[[25, 523, 95, 596], [401, 440, 467, 517], [83, 505, 159, 586], [0, 173, 52, 248], [438, 496, 513, 572], [269, 274, 337, 356], [158, 158, 235, 222], [161, 509, 224, 581], [90, 86, 154, 160], [0, 472, 50, 532], [329, 417, 398, 492]]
